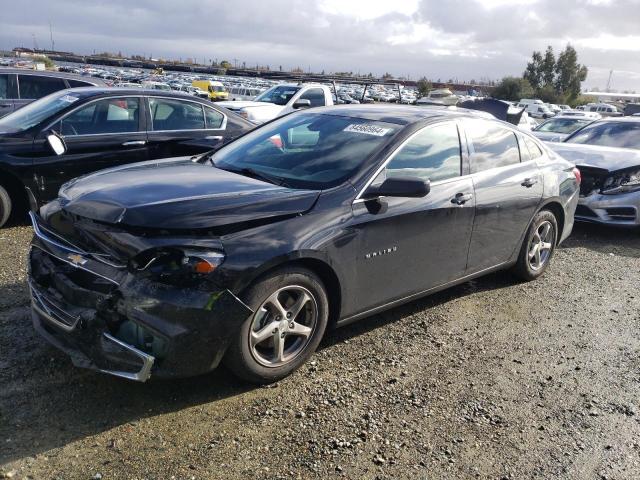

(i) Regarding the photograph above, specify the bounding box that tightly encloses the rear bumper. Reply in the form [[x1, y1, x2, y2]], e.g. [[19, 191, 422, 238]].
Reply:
[[576, 190, 640, 227], [28, 213, 252, 382]]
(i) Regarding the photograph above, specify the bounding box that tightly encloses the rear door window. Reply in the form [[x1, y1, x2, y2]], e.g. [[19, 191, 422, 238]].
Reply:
[[66, 79, 94, 88], [149, 98, 205, 131], [465, 120, 521, 173], [18, 75, 67, 99], [60, 98, 140, 136]]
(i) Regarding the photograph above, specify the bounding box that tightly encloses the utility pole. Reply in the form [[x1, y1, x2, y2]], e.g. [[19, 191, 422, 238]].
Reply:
[[49, 22, 55, 52], [32, 33, 38, 51], [606, 70, 613, 92]]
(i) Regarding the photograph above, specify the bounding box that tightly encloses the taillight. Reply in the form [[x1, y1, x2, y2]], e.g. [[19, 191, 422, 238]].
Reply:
[[573, 167, 581, 184]]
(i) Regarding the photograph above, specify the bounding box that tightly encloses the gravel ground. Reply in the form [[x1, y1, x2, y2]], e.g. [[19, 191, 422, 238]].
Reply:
[[0, 221, 639, 480]]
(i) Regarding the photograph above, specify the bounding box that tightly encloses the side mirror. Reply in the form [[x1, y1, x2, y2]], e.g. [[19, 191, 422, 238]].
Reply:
[[292, 99, 312, 109], [364, 176, 430, 199], [47, 132, 66, 156]]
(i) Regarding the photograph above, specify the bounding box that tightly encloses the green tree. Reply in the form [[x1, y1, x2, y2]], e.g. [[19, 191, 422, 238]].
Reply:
[[32, 55, 55, 69], [220, 60, 232, 69], [416, 77, 432, 97], [554, 44, 588, 101], [493, 76, 534, 101], [523, 51, 543, 90], [541, 46, 556, 86]]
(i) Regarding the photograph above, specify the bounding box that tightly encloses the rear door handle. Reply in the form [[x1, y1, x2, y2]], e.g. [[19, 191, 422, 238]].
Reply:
[[122, 140, 146, 146], [205, 135, 224, 141], [521, 178, 538, 188], [451, 192, 473, 205], [0, 103, 11, 108]]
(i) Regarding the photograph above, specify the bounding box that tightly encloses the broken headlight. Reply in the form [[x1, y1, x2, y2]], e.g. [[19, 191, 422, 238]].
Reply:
[[130, 248, 225, 285], [602, 169, 640, 195]]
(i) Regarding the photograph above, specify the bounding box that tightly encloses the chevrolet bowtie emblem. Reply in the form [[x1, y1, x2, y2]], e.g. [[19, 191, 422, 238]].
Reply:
[[67, 253, 88, 266]]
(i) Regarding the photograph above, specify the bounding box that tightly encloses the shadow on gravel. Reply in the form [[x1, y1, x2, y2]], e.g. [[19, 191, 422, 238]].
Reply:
[[561, 222, 639, 258]]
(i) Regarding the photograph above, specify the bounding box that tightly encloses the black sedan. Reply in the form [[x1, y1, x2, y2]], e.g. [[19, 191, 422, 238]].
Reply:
[[0, 87, 254, 226], [27, 105, 580, 383]]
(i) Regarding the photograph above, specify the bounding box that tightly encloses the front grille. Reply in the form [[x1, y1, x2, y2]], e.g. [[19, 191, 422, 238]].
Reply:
[[30, 280, 81, 331]]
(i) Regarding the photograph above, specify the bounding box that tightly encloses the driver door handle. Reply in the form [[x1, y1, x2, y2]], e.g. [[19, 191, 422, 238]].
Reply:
[[521, 178, 538, 188], [451, 192, 473, 205], [122, 140, 146, 146], [205, 135, 224, 141]]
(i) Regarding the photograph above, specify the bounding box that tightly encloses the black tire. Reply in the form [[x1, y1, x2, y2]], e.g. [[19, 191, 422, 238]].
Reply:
[[513, 210, 558, 281], [0, 185, 12, 228], [224, 267, 329, 384]]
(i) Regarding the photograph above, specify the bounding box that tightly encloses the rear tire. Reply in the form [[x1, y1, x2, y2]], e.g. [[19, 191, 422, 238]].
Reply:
[[513, 210, 558, 281], [0, 185, 12, 228], [224, 267, 329, 384]]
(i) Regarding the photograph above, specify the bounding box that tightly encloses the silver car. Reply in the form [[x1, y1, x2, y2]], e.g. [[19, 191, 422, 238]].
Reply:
[[533, 116, 595, 142], [549, 118, 640, 226]]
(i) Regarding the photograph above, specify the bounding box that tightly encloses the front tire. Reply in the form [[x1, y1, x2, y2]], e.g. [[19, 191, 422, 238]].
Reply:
[[224, 267, 329, 384], [0, 185, 12, 228], [513, 210, 558, 281]]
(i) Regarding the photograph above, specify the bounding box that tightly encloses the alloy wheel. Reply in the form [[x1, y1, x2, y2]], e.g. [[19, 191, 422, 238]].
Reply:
[[249, 285, 317, 367], [528, 220, 554, 271]]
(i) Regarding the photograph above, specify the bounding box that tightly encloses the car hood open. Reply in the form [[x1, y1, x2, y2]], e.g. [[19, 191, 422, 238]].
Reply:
[[58, 160, 320, 230], [548, 142, 640, 172]]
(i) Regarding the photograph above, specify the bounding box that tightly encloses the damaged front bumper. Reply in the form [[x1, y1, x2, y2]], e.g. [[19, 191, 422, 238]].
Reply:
[[28, 212, 252, 382], [576, 189, 640, 227]]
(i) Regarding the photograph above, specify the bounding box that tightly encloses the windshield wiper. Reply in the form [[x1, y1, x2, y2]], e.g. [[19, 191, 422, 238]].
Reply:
[[225, 167, 290, 187], [191, 150, 215, 165]]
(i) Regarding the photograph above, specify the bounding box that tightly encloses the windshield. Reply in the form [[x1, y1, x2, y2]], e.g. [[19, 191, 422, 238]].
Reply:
[[0, 91, 81, 133], [565, 121, 640, 149], [211, 85, 225, 93], [255, 85, 301, 106], [536, 118, 592, 134], [212, 112, 399, 189]]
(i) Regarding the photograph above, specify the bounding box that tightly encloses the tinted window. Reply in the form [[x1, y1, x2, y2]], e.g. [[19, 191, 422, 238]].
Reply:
[[150, 98, 205, 131], [536, 118, 592, 134], [299, 88, 326, 107], [385, 123, 461, 182], [566, 121, 640, 149], [524, 136, 543, 159], [255, 85, 300, 106], [0, 74, 7, 99], [212, 113, 398, 189], [204, 107, 224, 129], [18, 75, 66, 99], [67, 79, 94, 88], [466, 120, 520, 173], [60, 98, 140, 135]]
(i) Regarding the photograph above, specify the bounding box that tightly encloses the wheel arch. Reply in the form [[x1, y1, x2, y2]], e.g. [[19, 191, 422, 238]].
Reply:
[[537, 199, 565, 244], [0, 166, 30, 220], [236, 253, 343, 328]]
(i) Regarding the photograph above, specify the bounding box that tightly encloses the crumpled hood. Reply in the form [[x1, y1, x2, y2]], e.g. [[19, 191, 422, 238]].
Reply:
[[217, 101, 277, 110], [58, 160, 320, 229], [547, 142, 640, 172]]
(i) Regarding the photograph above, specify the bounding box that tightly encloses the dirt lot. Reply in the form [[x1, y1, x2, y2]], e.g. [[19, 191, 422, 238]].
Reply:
[[1, 221, 639, 480]]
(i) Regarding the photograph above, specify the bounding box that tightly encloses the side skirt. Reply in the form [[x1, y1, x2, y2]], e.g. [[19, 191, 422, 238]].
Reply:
[[336, 260, 514, 328]]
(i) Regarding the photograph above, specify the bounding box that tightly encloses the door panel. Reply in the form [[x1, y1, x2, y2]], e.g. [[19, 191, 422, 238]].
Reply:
[[350, 178, 476, 312], [467, 161, 542, 271], [31, 97, 148, 202]]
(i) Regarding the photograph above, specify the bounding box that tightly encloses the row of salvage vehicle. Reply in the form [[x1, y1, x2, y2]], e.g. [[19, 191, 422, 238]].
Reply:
[[0, 80, 638, 384]]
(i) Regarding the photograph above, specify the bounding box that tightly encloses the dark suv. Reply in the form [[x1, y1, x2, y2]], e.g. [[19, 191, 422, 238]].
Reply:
[[0, 68, 106, 117]]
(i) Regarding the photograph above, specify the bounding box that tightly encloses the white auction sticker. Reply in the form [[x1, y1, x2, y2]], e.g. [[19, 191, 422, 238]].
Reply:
[[343, 124, 391, 136], [60, 95, 79, 103]]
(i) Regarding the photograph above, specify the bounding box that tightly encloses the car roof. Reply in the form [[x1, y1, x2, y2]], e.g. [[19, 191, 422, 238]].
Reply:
[[590, 116, 640, 124], [311, 104, 494, 126], [56, 86, 214, 100], [0, 67, 107, 85]]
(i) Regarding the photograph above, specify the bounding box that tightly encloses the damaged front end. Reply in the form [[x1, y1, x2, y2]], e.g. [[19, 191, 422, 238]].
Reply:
[[27, 208, 253, 382]]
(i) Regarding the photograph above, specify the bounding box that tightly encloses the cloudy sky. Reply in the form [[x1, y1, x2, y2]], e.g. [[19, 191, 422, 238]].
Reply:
[[2, 0, 640, 90]]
